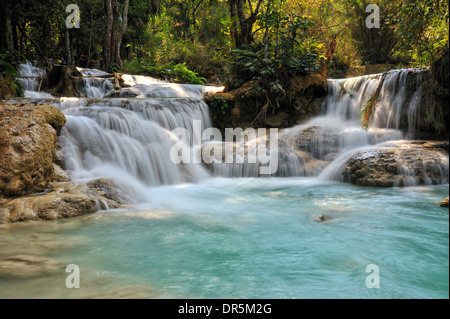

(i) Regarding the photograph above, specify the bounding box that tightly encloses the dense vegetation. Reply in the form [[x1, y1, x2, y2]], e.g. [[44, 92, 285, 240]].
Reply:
[[0, 0, 448, 85]]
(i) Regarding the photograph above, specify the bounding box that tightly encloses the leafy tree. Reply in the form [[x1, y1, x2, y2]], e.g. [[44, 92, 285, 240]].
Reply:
[[394, 0, 449, 65]]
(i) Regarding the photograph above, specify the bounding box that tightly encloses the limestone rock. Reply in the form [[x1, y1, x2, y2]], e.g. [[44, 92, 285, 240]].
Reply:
[[314, 214, 330, 223], [0, 103, 66, 196], [341, 141, 449, 187], [0, 179, 129, 223], [53, 164, 71, 182], [291, 126, 340, 159], [86, 178, 133, 205]]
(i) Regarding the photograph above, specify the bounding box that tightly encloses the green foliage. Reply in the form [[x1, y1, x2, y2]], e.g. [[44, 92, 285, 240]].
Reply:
[[229, 14, 326, 99], [108, 63, 121, 74], [3, 0, 448, 84], [360, 93, 377, 130], [0, 59, 19, 77], [0, 50, 25, 97], [394, 0, 449, 66], [121, 58, 206, 85], [0, 50, 24, 76], [209, 96, 229, 115], [14, 78, 25, 98], [172, 63, 207, 85]]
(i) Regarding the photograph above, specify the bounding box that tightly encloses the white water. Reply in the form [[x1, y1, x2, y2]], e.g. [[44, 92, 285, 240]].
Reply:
[[210, 68, 445, 182], [4, 64, 448, 299], [15, 64, 224, 197], [17, 62, 46, 96], [14, 65, 448, 194]]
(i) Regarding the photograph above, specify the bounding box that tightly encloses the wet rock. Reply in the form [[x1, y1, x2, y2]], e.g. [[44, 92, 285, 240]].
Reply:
[[52, 164, 71, 182], [341, 141, 449, 187], [86, 178, 133, 204], [314, 214, 330, 223], [441, 196, 449, 207], [0, 179, 129, 223], [53, 140, 65, 168], [0, 103, 66, 196], [290, 126, 340, 160]]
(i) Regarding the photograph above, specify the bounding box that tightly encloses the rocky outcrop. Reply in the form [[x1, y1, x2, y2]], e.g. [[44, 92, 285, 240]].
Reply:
[[287, 74, 328, 124], [205, 74, 328, 135], [0, 178, 130, 223], [0, 103, 66, 196], [0, 102, 132, 223], [341, 141, 449, 187]]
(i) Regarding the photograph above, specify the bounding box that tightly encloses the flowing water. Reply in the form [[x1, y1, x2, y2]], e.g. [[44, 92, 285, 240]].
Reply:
[[0, 65, 448, 299]]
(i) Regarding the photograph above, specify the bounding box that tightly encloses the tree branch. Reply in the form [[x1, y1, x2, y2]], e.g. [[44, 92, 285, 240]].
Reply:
[[17, 23, 51, 70]]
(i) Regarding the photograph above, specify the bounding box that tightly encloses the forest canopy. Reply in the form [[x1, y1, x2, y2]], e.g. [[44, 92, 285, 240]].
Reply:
[[0, 0, 449, 84]]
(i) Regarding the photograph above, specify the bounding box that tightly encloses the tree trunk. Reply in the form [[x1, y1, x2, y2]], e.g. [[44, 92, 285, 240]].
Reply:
[[115, 0, 129, 66], [150, 0, 160, 16], [65, 28, 72, 65], [263, 0, 272, 59], [104, 0, 113, 69], [1, 1, 14, 51], [228, 0, 264, 48], [17, 23, 52, 70], [228, 0, 240, 48], [110, 0, 119, 66]]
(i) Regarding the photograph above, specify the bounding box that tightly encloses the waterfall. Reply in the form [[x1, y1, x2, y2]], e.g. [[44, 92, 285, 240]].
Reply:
[[57, 96, 215, 189], [16, 64, 222, 194], [14, 63, 447, 189], [369, 68, 425, 136], [18, 62, 46, 96], [210, 67, 447, 185]]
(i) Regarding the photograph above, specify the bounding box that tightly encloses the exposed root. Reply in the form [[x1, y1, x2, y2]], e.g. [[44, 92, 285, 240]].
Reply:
[[251, 93, 271, 125]]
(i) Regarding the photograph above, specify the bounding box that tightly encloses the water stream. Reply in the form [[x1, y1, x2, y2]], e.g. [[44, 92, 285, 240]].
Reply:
[[0, 64, 448, 299]]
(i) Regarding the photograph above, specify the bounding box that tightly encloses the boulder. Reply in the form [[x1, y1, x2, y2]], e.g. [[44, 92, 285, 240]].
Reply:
[[0, 103, 66, 196], [0, 178, 129, 223], [290, 126, 340, 160], [52, 164, 71, 182], [314, 214, 330, 223], [341, 141, 449, 187]]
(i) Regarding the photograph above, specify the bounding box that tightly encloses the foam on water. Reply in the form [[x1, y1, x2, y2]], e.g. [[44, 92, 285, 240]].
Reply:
[[2, 64, 448, 299]]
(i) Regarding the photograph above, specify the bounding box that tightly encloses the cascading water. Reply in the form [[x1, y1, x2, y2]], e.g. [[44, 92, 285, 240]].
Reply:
[[3, 64, 448, 299], [15, 64, 223, 200], [17, 62, 49, 97], [209, 67, 447, 185], [369, 68, 425, 137], [14, 64, 448, 188]]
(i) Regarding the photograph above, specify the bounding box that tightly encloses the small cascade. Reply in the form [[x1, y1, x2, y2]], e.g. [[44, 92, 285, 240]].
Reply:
[[57, 96, 214, 187], [12, 63, 447, 188], [14, 63, 221, 191], [209, 68, 447, 185], [81, 77, 115, 98], [369, 68, 425, 137], [18, 62, 46, 96]]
